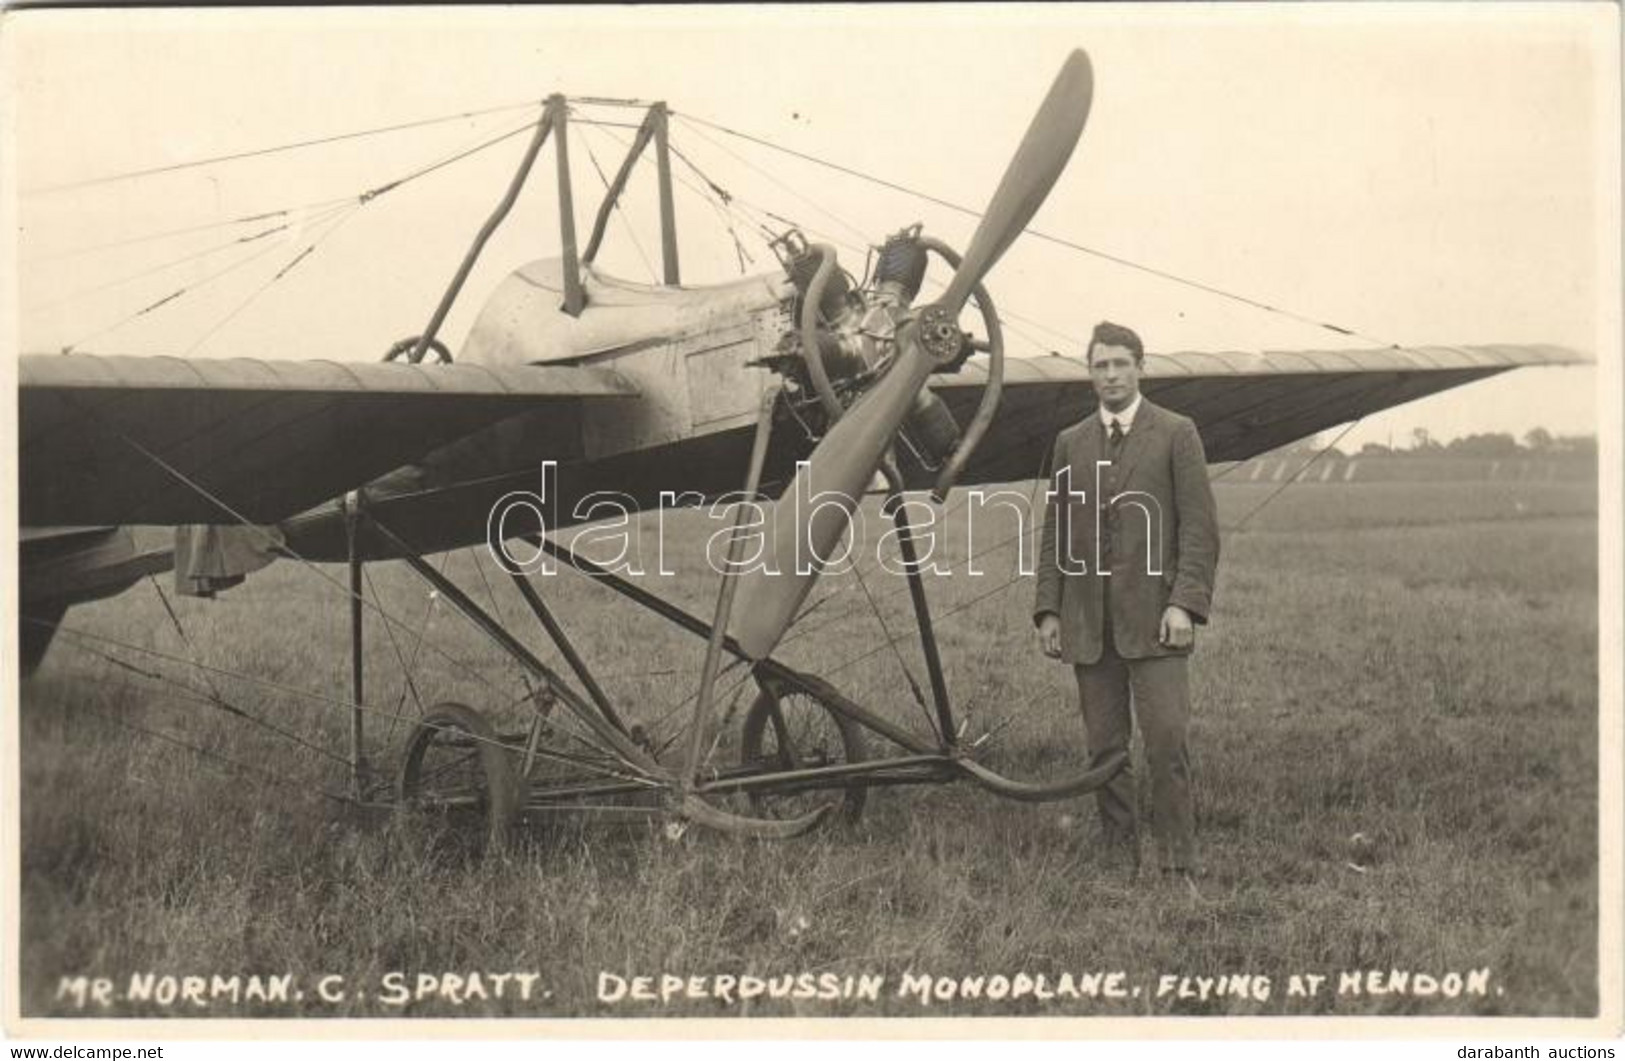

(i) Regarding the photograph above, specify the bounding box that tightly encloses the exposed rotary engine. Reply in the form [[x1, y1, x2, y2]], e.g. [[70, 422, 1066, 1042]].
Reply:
[[766, 227, 969, 471]]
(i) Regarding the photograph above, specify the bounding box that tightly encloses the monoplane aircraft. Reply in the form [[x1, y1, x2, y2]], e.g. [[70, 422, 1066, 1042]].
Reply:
[[16, 50, 1584, 847]]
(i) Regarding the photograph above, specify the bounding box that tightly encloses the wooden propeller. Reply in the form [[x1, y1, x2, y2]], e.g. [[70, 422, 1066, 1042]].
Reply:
[[728, 50, 1095, 660]]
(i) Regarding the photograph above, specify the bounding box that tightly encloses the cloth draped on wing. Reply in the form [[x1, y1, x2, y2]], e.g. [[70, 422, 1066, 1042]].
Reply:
[[174, 524, 284, 598]]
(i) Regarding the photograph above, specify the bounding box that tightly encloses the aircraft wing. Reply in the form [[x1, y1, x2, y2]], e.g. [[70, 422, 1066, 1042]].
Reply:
[[928, 343, 1587, 482], [18, 353, 638, 527]]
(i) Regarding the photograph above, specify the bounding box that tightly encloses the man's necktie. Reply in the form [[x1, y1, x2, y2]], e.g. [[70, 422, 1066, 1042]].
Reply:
[[1109, 419, 1126, 454]]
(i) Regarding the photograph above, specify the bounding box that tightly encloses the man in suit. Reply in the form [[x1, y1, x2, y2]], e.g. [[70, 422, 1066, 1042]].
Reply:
[[1034, 321, 1220, 882]]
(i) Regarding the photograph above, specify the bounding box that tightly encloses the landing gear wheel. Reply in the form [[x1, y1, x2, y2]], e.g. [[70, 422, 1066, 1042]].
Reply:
[[740, 683, 867, 824], [383, 336, 453, 364], [398, 701, 522, 856]]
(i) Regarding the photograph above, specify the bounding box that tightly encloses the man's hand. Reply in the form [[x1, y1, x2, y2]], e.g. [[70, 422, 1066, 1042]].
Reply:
[[1159, 605, 1194, 649], [1037, 613, 1062, 659]]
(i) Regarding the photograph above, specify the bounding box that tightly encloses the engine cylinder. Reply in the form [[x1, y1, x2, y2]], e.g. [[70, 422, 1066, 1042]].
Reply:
[[787, 245, 851, 322], [874, 231, 929, 306]]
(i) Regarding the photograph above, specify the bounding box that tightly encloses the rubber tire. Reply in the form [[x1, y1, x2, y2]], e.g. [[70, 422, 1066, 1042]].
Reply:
[[398, 701, 522, 856], [740, 685, 868, 824]]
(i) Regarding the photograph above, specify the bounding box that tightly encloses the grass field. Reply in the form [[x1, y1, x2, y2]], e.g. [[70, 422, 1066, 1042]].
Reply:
[[16, 477, 1601, 1019]]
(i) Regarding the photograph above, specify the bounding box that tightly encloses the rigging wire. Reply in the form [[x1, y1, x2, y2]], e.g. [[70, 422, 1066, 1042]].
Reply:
[[774, 400, 1346, 725], [592, 122, 772, 270], [27, 195, 363, 263], [946, 443, 1061, 744], [292, 381, 1081, 675], [672, 116, 870, 243], [585, 122, 792, 303], [796, 384, 1063, 651], [183, 201, 362, 355], [374, 552, 456, 748], [848, 535, 937, 735], [60, 199, 356, 353], [702, 193, 753, 276], [589, 119, 768, 246], [33, 89, 1397, 355], [666, 148, 797, 246], [32, 390, 1356, 789], [649, 659, 756, 760], [1226, 419, 1365, 531], [36, 161, 1102, 766], [43, 409, 543, 720], [24, 101, 651, 264], [37, 619, 412, 719], [361, 564, 428, 731], [69, 623, 352, 769], [353, 114, 543, 204], [465, 546, 548, 718], [456, 547, 638, 770], [823, 558, 1029, 685], [28, 99, 545, 194], [147, 575, 230, 710], [663, 128, 1072, 359], [576, 122, 659, 283], [780, 408, 1061, 651], [48, 419, 653, 783], [36, 110, 535, 290], [58, 114, 542, 354], [32, 101, 558, 266], [24, 92, 1406, 781], [676, 110, 1386, 347], [37, 617, 644, 786], [28, 220, 298, 314], [76, 697, 353, 805]]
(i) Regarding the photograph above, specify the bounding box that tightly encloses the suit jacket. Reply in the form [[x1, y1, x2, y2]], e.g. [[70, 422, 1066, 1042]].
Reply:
[[1033, 398, 1219, 664]]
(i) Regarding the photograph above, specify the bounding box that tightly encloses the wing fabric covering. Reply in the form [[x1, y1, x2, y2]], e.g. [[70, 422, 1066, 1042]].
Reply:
[[928, 344, 1585, 485], [19, 354, 637, 527]]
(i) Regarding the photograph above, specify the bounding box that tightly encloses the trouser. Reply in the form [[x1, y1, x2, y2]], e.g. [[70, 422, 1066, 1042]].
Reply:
[[1074, 624, 1196, 871]]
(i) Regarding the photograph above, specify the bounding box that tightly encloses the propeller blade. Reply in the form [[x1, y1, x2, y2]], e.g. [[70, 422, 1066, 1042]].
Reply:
[[729, 335, 935, 659], [727, 50, 1094, 661], [940, 48, 1093, 313]]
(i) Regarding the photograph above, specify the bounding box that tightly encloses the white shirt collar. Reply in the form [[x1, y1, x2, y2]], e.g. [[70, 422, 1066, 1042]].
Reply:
[[1101, 393, 1142, 433]]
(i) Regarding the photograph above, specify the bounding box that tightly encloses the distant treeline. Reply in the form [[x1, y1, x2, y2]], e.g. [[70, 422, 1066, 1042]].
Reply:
[[1278, 429, 1596, 462], [1229, 429, 1597, 484]]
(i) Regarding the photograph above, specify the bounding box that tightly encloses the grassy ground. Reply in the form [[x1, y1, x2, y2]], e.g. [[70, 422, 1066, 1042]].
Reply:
[[16, 478, 1600, 1019]]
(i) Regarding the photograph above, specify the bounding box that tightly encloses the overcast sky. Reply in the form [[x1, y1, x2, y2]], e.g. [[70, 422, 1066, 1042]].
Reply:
[[5, 4, 1617, 448]]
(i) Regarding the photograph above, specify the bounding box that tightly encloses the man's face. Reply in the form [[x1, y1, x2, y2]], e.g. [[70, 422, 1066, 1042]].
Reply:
[[1089, 342, 1142, 413]]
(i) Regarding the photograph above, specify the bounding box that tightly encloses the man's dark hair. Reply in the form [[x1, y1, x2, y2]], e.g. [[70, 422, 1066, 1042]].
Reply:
[[1087, 321, 1144, 364]]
